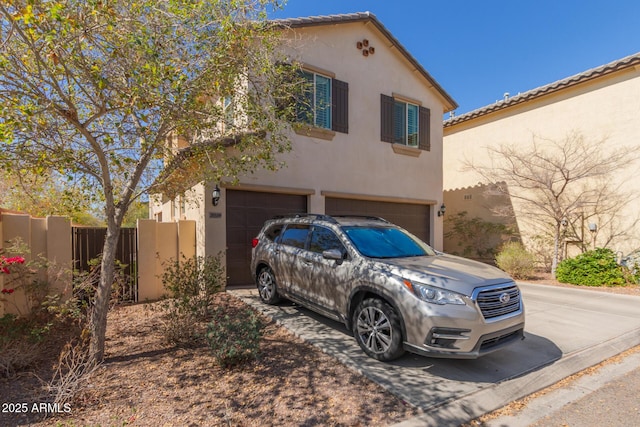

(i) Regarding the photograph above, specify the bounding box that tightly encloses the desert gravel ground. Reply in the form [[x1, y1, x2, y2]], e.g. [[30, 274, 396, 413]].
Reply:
[[1, 292, 417, 427]]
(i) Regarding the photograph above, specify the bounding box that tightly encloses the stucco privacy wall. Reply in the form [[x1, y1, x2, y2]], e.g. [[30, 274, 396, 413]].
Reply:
[[0, 213, 72, 316], [137, 219, 196, 301], [443, 60, 640, 253]]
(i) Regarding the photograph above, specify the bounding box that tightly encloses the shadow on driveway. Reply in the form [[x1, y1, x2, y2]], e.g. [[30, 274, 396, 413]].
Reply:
[[231, 289, 561, 412]]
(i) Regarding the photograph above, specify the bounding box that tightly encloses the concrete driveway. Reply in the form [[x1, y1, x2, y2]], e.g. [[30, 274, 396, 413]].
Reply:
[[230, 283, 640, 426]]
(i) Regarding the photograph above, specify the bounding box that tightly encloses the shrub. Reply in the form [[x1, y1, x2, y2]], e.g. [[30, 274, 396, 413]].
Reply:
[[556, 248, 628, 286], [206, 305, 264, 368], [495, 242, 536, 279], [155, 253, 225, 345]]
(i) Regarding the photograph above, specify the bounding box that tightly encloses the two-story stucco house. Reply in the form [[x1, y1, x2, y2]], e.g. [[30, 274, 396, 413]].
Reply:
[[443, 52, 640, 259], [150, 12, 457, 286]]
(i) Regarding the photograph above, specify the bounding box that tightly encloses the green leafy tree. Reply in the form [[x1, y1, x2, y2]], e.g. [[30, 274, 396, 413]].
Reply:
[[0, 0, 299, 363], [444, 211, 515, 259], [0, 168, 103, 225]]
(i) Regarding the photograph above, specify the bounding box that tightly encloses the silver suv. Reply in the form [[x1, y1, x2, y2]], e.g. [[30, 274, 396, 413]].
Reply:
[[250, 214, 524, 361]]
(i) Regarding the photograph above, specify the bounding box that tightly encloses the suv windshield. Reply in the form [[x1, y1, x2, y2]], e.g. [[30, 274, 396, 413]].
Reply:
[[343, 226, 435, 258]]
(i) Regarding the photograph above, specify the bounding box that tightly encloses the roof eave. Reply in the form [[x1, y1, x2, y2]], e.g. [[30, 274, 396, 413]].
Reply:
[[444, 51, 640, 128]]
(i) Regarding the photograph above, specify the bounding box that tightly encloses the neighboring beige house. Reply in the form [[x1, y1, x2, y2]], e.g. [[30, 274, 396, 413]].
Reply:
[[443, 52, 640, 260], [150, 12, 457, 286]]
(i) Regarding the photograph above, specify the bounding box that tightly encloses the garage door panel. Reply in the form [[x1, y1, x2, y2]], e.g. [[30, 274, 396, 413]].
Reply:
[[226, 190, 307, 286], [325, 198, 430, 243]]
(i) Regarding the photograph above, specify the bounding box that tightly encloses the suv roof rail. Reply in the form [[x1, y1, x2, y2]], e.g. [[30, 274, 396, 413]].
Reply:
[[272, 213, 339, 223], [331, 215, 390, 223]]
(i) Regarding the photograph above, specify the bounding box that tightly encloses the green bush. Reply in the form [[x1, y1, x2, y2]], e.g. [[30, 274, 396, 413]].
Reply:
[[155, 254, 225, 345], [206, 306, 264, 368], [495, 242, 536, 279], [556, 248, 629, 286]]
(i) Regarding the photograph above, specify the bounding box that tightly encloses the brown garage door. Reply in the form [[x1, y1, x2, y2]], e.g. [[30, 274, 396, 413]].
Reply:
[[325, 198, 431, 243], [226, 190, 307, 286]]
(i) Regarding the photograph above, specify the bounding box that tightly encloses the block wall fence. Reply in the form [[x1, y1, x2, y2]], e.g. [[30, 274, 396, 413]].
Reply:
[[0, 211, 195, 316]]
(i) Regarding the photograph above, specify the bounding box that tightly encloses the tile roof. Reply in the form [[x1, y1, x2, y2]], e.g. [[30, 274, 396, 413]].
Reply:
[[273, 12, 458, 112], [444, 52, 640, 128]]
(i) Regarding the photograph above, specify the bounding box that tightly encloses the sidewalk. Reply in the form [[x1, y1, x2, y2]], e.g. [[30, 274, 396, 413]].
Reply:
[[482, 346, 640, 427]]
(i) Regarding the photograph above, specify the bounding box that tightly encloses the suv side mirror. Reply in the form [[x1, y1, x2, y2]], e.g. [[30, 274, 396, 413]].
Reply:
[[322, 248, 345, 261]]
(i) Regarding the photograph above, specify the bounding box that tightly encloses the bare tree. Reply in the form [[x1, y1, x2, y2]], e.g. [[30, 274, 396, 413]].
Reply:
[[465, 131, 639, 276]]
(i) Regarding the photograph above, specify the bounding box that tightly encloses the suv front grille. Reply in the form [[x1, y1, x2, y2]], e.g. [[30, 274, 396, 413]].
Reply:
[[476, 285, 521, 319]]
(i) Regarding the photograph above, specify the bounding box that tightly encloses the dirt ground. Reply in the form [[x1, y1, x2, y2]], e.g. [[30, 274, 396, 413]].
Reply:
[[1, 292, 417, 427]]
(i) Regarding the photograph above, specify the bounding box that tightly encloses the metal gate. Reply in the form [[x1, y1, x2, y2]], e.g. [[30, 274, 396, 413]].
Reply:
[[71, 227, 138, 302]]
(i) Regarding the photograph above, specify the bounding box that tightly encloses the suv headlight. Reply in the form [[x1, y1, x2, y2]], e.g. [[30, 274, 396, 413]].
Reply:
[[404, 280, 465, 305]]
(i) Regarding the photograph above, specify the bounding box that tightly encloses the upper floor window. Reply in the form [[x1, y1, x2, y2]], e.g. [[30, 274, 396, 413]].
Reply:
[[299, 71, 332, 129], [285, 65, 348, 135], [222, 96, 234, 133], [381, 94, 431, 151], [393, 101, 419, 147]]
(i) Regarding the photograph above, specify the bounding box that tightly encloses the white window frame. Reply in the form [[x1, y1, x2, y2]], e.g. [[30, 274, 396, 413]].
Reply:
[[302, 70, 332, 130], [394, 100, 419, 147]]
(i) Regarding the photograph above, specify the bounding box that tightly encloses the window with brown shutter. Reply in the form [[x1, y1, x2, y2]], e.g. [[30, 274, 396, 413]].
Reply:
[[380, 94, 430, 151]]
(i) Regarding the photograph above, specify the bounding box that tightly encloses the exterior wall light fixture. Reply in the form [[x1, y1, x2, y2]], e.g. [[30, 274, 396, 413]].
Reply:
[[212, 184, 221, 206], [437, 203, 446, 217]]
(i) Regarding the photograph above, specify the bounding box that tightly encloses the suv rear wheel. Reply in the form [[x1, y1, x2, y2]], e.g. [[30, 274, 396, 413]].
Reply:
[[257, 266, 280, 304], [353, 298, 404, 361]]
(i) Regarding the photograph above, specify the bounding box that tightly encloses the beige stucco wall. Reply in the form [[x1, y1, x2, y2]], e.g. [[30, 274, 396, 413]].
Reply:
[[0, 213, 71, 316], [443, 66, 640, 255], [137, 219, 196, 301]]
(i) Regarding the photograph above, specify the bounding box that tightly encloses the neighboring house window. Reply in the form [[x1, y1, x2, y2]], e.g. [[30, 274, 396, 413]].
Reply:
[[295, 69, 349, 134], [380, 94, 431, 150]]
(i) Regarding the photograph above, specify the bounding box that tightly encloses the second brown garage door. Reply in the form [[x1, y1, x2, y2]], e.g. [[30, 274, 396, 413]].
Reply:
[[226, 190, 307, 286], [325, 198, 431, 243]]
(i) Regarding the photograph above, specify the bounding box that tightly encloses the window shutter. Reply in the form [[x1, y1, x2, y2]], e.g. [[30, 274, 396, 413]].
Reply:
[[419, 106, 431, 151], [331, 79, 349, 133], [380, 94, 394, 143]]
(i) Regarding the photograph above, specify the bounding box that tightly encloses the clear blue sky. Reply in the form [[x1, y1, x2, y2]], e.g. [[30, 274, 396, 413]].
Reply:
[[270, 1, 640, 115]]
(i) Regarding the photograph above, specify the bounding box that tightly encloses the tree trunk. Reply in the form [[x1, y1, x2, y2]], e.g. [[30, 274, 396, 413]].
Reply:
[[551, 223, 561, 278], [88, 222, 121, 364]]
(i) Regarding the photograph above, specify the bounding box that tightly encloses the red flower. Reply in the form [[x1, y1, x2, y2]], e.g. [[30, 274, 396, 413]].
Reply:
[[1, 288, 14, 294], [0, 255, 25, 274]]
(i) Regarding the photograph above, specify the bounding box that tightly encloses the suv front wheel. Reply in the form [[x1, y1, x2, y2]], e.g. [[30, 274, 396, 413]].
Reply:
[[353, 298, 404, 361]]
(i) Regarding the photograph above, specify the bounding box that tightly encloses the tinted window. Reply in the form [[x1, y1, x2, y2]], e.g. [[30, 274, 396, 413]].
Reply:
[[343, 226, 434, 258], [264, 224, 283, 242], [280, 224, 310, 249], [309, 226, 345, 254]]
